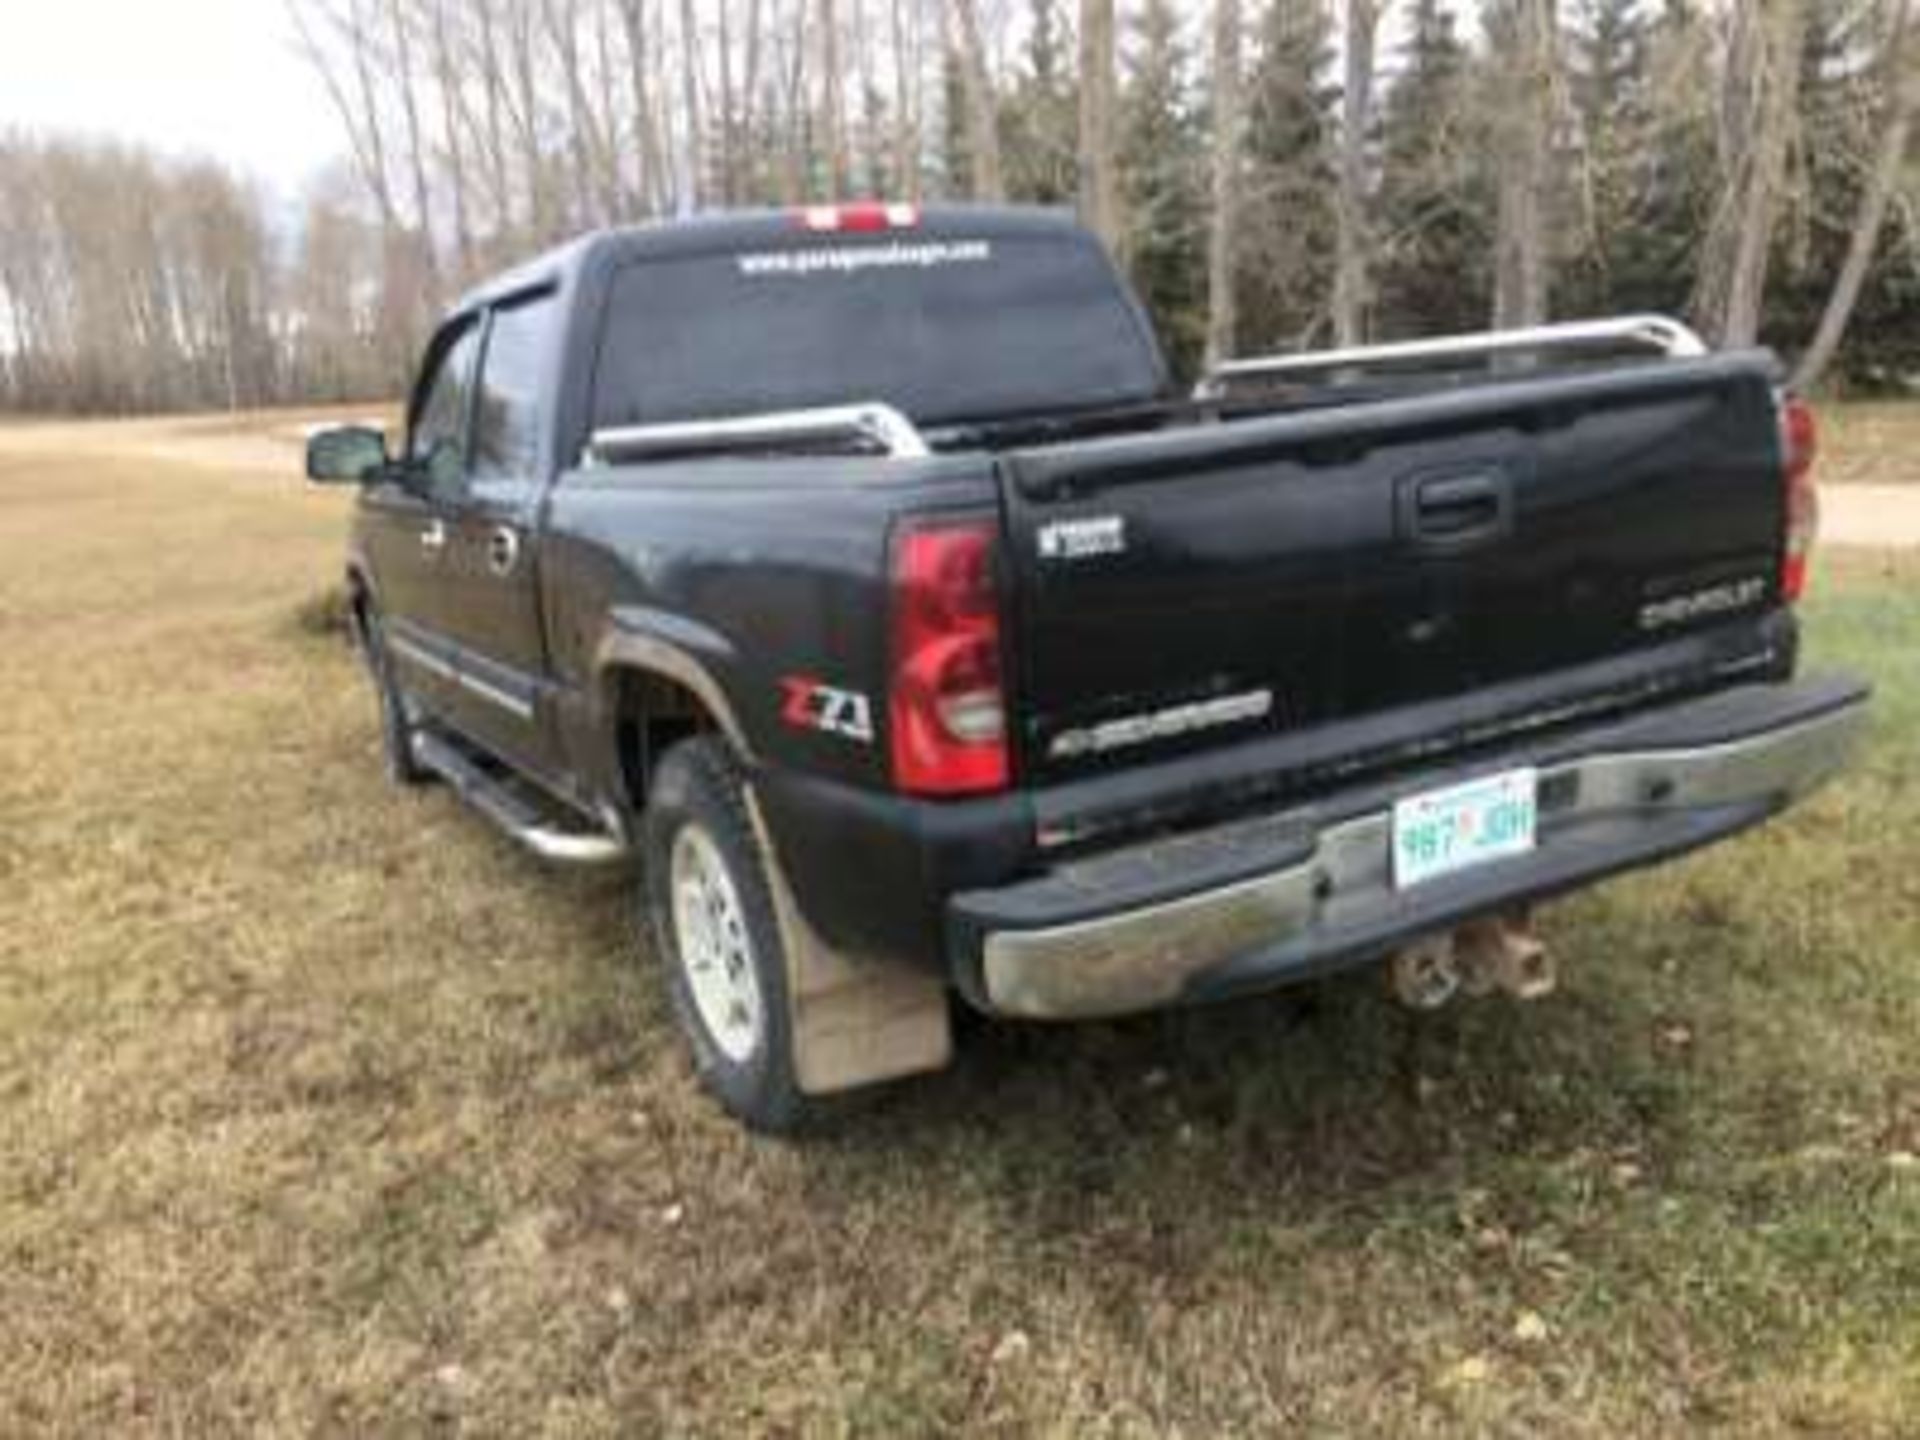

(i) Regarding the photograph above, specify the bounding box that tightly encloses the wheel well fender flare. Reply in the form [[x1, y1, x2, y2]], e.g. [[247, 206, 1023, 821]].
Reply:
[[592, 613, 754, 810]]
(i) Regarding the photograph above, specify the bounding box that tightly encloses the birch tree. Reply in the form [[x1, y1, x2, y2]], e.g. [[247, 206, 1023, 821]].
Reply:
[[1792, 0, 1916, 389], [1489, 0, 1557, 330], [1205, 0, 1243, 365], [1696, 0, 1806, 346], [954, 0, 1006, 199], [1332, 0, 1380, 345], [1079, 0, 1121, 247]]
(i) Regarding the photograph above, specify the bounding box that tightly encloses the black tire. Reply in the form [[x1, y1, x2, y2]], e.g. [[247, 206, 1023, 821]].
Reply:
[[359, 606, 431, 787], [643, 737, 805, 1133]]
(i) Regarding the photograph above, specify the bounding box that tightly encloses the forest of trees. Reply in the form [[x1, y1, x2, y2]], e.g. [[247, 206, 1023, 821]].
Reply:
[[1, 0, 1916, 415]]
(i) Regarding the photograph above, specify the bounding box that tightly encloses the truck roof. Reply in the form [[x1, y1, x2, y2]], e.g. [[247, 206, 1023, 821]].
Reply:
[[455, 203, 1095, 315]]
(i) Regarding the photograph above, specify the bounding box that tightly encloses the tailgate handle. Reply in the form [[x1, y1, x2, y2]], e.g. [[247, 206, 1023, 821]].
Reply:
[[1403, 470, 1512, 550]]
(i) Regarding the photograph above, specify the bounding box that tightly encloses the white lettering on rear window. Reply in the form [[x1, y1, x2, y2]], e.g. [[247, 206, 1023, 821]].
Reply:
[[736, 240, 993, 277]]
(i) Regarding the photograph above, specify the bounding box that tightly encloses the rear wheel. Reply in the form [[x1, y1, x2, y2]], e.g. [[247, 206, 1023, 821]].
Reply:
[[359, 605, 430, 787], [643, 737, 805, 1132]]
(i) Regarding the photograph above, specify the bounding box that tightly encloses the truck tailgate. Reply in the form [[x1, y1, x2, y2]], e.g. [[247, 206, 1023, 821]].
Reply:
[[999, 354, 1789, 787]]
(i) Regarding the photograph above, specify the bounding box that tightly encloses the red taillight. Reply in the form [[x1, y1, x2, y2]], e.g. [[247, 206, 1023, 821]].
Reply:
[[889, 518, 1008, 796], [1779, 393, 1819, 603], [793, 202, 921, 233]]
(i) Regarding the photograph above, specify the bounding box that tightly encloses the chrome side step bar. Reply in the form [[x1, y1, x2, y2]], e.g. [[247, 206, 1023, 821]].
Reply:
[[1196, 314, 1709, 398], [411, 730, 628, 865]]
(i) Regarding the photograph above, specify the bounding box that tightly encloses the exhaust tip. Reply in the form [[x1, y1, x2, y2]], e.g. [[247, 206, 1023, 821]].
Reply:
[[1457, 912, 1557, 1001], [1389, 934, 1462, 1010]]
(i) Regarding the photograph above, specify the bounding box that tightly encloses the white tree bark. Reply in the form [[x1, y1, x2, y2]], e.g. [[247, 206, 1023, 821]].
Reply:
[[1697, 0, 1805, 347], [954, 0, 1005, 200], [1078, 0, 1119, 249], [1492, 0, 1555, 330], [1333, 0, 1380, 345], [1791, 0, 1913, 389], [1205, 0, 1243, 366]]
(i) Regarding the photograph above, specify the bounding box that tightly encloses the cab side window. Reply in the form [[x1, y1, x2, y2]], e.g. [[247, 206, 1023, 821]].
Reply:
[[409, 323, 480, 491], [472, 293, 556, 482]]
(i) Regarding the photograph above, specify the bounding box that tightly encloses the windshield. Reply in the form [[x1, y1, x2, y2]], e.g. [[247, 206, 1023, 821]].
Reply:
[[589, 231, 1166, 430]]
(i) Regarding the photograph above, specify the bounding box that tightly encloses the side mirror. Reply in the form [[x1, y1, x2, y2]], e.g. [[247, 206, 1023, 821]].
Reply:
[[306, 425, 391, 485]]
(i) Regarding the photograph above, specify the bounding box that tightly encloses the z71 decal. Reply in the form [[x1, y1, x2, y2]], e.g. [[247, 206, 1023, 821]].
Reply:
[[780, 676, 875, 743]]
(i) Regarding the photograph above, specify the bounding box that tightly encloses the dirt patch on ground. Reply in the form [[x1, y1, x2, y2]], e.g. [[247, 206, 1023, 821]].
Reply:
[[1823, 485, 1920, 549]]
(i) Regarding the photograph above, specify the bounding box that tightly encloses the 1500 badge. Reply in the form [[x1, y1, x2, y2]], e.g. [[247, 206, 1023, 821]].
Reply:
[[780, 676, 875, 742], [1037, 515, 1126, 560]]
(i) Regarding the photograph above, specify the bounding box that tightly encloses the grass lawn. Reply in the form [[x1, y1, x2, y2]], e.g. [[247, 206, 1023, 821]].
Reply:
[[1, 420, 1917, 1434]]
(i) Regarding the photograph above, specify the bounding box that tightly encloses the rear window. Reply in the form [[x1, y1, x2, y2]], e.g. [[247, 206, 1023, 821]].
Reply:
[[589, 232, 1166, 430]]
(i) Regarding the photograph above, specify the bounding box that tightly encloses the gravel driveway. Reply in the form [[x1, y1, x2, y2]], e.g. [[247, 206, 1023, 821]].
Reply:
[[1822, 484, 1920, 549]]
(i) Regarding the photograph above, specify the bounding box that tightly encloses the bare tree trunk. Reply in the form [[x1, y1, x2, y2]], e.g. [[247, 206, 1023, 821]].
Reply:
[[854, 0, 884, 193], [289, 0, 400, 234], [616, 0, 670, 215], [384, 0, 443, 306], [1793, 0, 1916, 390], [1333, 0, 1379, 345], [1078, 0, 1119, 248], [475, 0, 521, 241], [1492, 0, 1555, 330], [1723, 0, 1802, 345], [678, 0, 706, 209], [711, 0, 735, 202], [740, 0, 766, 201], [889, 0, 922, 200], [503, 1, 555, 239], [593, 1, 629, 218], [428, 0, 478, 280], [820, 0, 850, 195], [1697, 0, 1805, 347], [778, 5, 810, 203], [546, 0, 605, 226], [1204, 0, 1242, 366], [953, 0, 1004, 200]]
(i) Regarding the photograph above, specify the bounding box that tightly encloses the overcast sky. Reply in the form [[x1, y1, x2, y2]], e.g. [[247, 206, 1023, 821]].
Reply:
[[0, 0, 342, 185]]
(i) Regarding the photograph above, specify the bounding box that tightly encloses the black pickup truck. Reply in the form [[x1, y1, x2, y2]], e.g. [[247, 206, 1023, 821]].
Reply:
[[307, 204, 1867, 1130]]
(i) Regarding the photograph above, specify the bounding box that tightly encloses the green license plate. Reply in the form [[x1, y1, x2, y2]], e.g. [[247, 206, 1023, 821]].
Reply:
[[1392, 767, 1538, 889]]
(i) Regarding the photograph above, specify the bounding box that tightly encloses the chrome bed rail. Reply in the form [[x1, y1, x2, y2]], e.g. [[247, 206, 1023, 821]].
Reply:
[[587, 401, 929, 465], [1196, 315, 1710, 398]]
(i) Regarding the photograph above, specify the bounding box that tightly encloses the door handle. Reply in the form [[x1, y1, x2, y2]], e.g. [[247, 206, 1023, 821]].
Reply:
[[420, 518, 447, 554], [486, 525, 521, 577], [1400, 469, 1513, 550]]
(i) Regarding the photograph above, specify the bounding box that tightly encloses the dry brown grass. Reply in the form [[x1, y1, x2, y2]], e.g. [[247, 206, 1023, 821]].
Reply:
[[1820, 401, 1920, 485], [2, 416, 1917, 1435]]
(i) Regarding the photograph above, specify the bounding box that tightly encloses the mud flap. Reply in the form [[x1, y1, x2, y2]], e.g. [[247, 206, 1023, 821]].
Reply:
[[742, 790, 954, 1094]]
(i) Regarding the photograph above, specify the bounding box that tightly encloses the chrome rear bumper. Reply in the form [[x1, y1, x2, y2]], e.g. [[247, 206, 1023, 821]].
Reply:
[[958, 675, 1868, 1020]]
